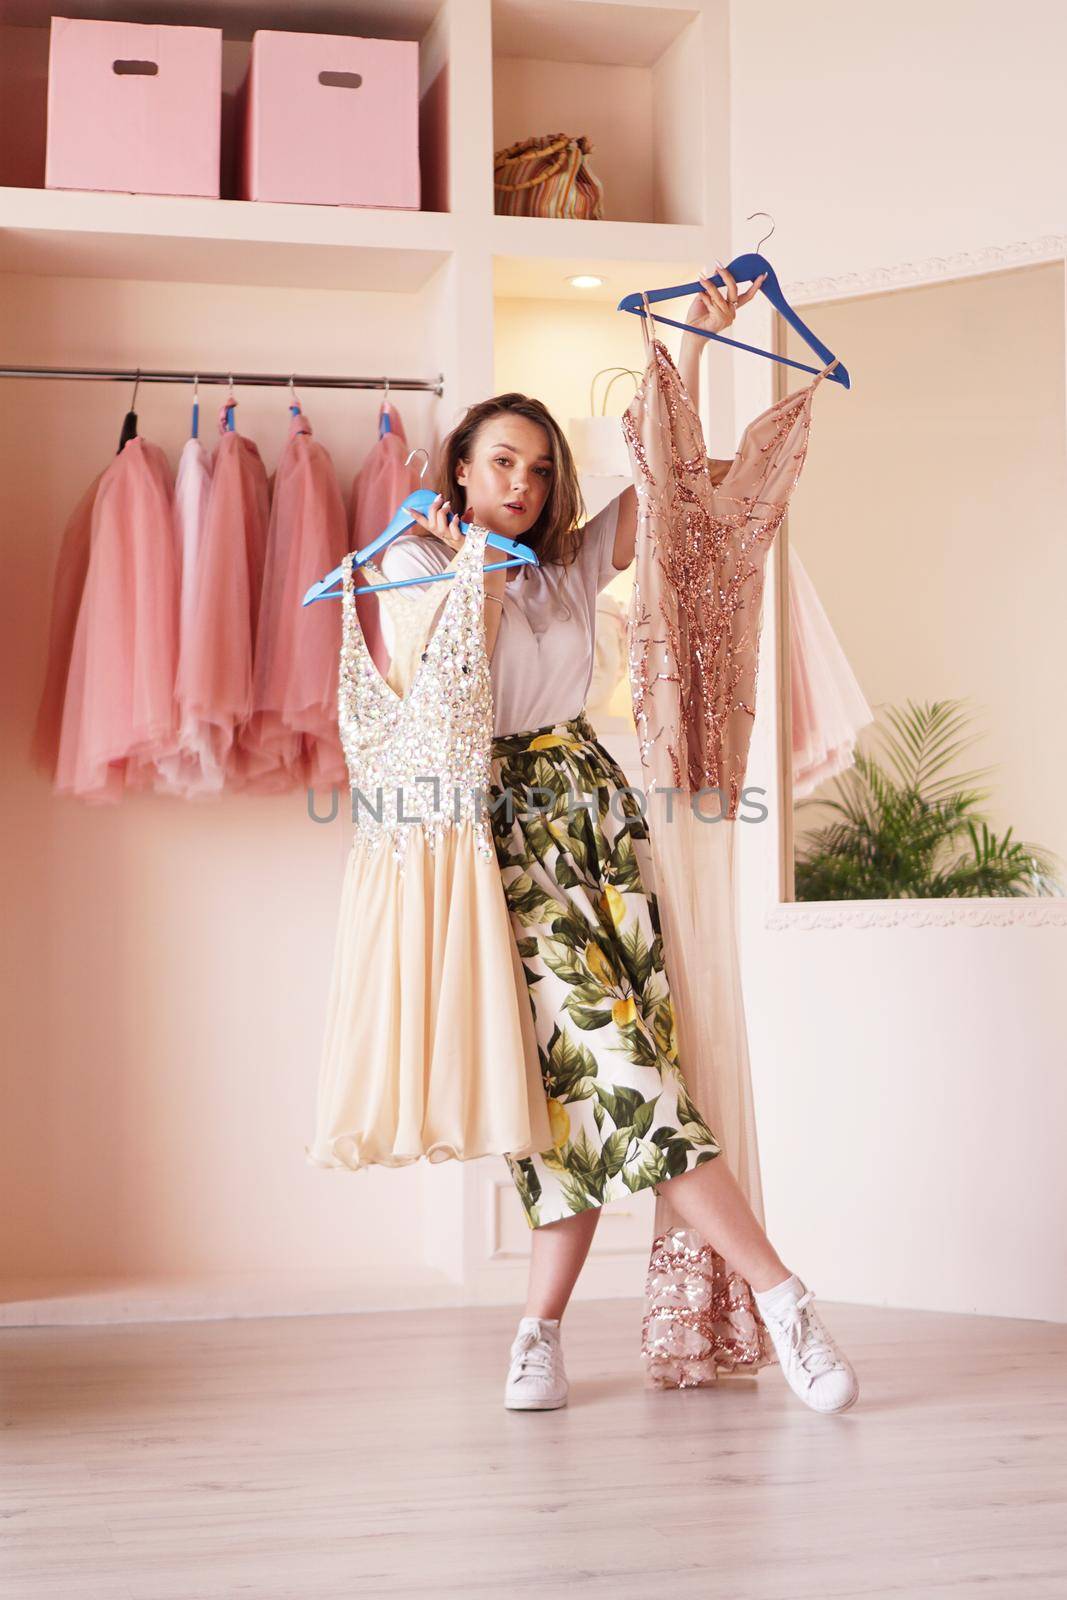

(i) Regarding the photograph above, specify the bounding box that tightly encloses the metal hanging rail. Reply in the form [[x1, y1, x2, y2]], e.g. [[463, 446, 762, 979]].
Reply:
[[0, 364, 445, 396]]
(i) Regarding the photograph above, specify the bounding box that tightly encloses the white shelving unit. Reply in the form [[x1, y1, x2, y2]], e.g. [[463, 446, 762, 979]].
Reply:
[[0, 0, 724, 285], [0, 0, 730, 1322]]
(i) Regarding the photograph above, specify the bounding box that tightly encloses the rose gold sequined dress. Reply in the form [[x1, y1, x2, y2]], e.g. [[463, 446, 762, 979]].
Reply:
[[621, 295, 837, 1386]]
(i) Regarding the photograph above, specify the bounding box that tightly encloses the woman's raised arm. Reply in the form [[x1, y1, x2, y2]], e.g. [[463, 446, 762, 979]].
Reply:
[[610, 485, 637, 572], [676, 263, 767, 482]]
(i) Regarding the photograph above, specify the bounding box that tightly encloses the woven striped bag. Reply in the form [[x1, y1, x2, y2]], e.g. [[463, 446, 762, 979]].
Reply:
[[493, 133, 605, 220]]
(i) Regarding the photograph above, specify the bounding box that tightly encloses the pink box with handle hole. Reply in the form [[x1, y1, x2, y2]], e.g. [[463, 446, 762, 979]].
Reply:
[[45, 16, 221, 198], [237, 30, 421, 209]]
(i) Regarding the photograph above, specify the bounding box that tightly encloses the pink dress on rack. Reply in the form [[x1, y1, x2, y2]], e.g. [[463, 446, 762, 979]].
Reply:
[[31, 468, 106, 781], [621, 297, 838, 1386], [157, 432, 215, 796], [244, 405, 348, 794], [177, 403, 271, 796], [348, 399, 421, 683], [53, 437, 180, 804]]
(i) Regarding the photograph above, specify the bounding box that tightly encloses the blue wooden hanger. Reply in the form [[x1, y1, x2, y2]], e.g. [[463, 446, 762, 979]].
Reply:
[[618, 252, 850, 389], [301, 489, 540, 606]]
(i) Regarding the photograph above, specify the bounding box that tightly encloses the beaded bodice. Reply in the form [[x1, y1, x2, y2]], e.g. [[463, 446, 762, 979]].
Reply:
[[338, 522, 496, 869], [354, 545, 464, 698]]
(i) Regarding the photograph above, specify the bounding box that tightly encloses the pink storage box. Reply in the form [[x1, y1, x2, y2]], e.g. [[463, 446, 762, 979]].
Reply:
[[238, 30, 420, 209], [45, 16, 221, 198]]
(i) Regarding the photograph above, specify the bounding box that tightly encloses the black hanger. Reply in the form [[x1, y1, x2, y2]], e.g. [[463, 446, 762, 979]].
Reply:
[[117, 368, 140, 453]]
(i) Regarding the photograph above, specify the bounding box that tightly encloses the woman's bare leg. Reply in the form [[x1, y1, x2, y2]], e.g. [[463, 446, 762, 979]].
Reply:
[[657, 1155, 791, 1292], [520, 1153, 788, 1320], [523, 1206, 602, 1320]]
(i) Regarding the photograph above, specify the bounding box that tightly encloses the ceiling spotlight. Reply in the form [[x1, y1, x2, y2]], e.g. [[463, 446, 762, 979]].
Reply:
[[566, 274, 604, 289]]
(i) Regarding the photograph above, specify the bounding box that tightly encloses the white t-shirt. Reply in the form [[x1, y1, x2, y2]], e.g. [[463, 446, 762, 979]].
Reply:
[[378, 492, 624, 737]]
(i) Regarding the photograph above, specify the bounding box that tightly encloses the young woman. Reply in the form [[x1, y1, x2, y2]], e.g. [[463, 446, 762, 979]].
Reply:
[[382, 266, 858, 1417]]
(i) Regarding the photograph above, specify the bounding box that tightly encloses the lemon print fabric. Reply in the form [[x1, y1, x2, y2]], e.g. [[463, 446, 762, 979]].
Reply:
[[488, 711, 722, 1229]]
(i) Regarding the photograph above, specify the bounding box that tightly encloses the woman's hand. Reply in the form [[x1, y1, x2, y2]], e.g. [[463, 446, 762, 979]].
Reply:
[[684, 262, 766, 338], [405, 492, 507, 652], [676, 261, 768, 418], [406, 491, 468, 552]]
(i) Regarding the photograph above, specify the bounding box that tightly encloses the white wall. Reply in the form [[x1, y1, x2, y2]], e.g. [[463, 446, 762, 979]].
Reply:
[[728, 0, 1067, 1321], [729, 0, 1066, 283]]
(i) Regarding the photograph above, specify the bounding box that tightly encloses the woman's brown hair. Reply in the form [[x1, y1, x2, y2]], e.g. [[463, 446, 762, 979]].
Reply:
[[433, 392, 587, 569]]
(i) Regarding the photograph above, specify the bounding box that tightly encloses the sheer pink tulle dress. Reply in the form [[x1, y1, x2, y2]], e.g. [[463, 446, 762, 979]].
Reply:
[[176, 402, 271, 796], [789, 541, 873, 798], [52, 437, 180, 803], [31, 467, 106, 781], [155, 432, 215, 796], [243, 405, 348, 794]]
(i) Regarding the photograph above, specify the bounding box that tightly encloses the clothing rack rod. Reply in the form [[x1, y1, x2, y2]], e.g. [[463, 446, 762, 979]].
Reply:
[[0, 365, 445, 397]]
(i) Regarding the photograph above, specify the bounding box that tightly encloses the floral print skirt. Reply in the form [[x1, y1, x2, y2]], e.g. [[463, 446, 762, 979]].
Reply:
[[487, 711, 723, 1229]]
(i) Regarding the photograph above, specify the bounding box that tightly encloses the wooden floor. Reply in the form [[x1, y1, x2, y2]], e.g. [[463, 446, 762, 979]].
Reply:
[[2, 1295, 1065, 1599]]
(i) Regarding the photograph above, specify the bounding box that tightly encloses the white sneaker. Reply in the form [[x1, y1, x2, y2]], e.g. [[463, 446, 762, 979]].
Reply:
[[756, 1278, 859, 1414], [504, 1315, 569, 1410]]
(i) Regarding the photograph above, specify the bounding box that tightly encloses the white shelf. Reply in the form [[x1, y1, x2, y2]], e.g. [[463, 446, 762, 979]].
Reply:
[[491, 0, 695, 68], [492, 214, 709, 299], [491, 0, 709, 227], [0, 188, 712, 296], [0, 0, 720, 284], [0, 185, 455, 290]]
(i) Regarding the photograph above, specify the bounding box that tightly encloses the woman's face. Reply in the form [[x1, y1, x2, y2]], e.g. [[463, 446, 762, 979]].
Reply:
[[455, 413, 554, 539]]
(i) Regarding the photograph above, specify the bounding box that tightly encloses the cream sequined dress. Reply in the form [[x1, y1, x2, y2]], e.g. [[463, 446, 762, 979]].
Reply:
[[305, 520, 553, 1170]]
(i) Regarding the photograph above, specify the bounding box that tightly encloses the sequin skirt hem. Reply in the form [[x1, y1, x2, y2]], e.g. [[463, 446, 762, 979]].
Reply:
[[640, 1226, 779, 1385]]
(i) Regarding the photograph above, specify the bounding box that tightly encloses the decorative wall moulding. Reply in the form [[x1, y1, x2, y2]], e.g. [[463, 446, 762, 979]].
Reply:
[[783, 234, 1066, 305], [766, 897, 1067, 931]]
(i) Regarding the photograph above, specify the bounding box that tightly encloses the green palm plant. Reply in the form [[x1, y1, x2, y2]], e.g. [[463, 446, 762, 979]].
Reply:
[[794, 698, 1064, 901]]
